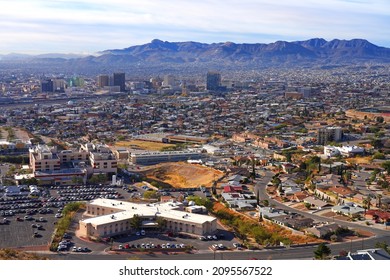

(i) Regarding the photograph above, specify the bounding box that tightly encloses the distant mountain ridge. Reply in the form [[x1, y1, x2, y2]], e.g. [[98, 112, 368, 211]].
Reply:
[[1, 38, 390, 75], [96, 38, 390, 64]]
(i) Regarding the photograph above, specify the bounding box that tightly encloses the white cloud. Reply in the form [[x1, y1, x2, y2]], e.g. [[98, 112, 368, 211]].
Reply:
[[0, 0, 389, 53]]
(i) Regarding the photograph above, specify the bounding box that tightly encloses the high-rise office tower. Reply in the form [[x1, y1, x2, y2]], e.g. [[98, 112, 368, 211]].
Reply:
[[206, 71, 221, 91], [163, 74, 175, 87], [41, 79, 54, 92], [97, 75, 110, 88], [113, 72, 126, 92]]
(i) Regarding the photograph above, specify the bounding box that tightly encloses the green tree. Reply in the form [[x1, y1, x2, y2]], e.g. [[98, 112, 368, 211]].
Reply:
[[381, 161, 390, 173], [372, 152, 385, 160], [376, 116, 384, 123], [129, 214, 142, 231], [375, 241, 390, 254], [88, 173, 107, 184], [143, 190, 160, 200], [71, 176, 84, 185], [314, 243, 332, 259], [155, 216, 167, 232], [20, 177, 38, 186], [186, 196, 213, 211]]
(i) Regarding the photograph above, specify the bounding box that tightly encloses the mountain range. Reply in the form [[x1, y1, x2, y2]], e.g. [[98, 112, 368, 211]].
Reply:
[[1, 38, 390, 74], [96, 38, 390, 64]]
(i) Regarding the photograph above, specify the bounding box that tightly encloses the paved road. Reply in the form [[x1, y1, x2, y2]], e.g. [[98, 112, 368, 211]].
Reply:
[[36, 234, 389, 260]]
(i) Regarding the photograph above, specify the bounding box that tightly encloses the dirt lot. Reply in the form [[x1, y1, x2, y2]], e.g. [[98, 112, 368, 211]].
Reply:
[[142, 162, 224, 188], [115, 140, 175, 151], [0, 127, 31, 142], [346, 156, 372, 165]]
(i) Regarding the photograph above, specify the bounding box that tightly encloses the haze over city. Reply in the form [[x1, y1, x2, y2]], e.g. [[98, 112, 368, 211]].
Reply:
[[1, 0, 390, 54]]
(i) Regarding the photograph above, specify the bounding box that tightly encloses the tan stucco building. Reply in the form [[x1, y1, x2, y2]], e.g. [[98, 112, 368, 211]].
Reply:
[[79, 198, 217, 238]]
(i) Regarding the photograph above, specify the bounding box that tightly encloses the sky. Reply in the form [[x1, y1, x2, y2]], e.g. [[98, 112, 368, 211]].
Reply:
[[0, 0, 389, 54]]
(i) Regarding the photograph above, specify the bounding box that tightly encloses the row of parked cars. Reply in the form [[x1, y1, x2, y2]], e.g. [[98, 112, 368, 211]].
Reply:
[[199, 234, 222, 241], [119, 242, 186, 250], [53, 186, 123, 202]]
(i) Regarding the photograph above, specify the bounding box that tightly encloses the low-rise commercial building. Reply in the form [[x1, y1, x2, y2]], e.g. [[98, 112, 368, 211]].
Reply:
[[129, 151, 203, 165], [79, 198, 217, 238]]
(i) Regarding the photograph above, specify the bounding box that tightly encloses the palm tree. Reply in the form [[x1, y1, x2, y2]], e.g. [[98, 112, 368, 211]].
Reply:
[[363, 196, 372, 214], [376, 194, 383, 209]]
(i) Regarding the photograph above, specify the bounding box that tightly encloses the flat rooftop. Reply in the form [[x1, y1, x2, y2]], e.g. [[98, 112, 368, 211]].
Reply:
[[82, 198, 216, 227]]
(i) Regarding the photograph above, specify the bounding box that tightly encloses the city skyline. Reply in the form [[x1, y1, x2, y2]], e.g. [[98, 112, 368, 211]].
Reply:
[[1, 0, 389, 55]]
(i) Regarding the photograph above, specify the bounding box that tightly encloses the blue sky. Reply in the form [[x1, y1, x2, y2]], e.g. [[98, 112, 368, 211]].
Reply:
[[0, 0, 389, 54]]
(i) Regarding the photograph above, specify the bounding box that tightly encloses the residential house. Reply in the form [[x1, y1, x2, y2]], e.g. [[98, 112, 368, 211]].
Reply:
[[305, 223, 340, 238], [303, 196, 331, 210], [332, 202, 365, 217], [258, 206, 287, 219], [293, 191, 310, 202], [271, 213, 314, 230], [365, 210, 390, 223], [221, 192, 257, 210], [223, 185, 243, 193]]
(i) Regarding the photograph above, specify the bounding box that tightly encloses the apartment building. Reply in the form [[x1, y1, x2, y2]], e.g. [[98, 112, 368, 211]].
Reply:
[[81, 143, 117, 174], [29, 145, 61, 173], [28, 143, 117, 184]]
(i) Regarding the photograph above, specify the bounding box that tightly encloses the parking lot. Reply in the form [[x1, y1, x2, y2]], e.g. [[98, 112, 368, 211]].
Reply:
[[0, 182, 239, 254], [0, 207, 61, 248], [0, 184, 126, 250]]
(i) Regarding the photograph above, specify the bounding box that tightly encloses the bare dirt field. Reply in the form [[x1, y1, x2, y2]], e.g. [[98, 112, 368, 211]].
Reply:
[[0, 127, 31, 142], [115, 140, 175, 151], [142, 162, 224, 188], [346, 156, 372, 165]]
